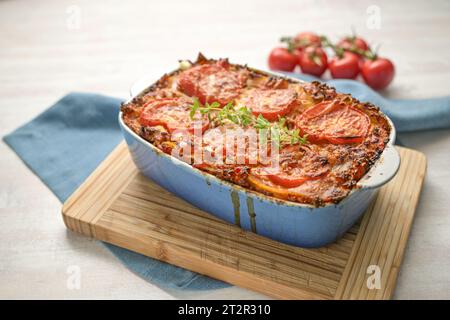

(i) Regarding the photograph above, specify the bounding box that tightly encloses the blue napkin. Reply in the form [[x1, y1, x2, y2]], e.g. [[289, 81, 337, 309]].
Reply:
[[3, 92, 229, 291], [283, 72, 450, 132]]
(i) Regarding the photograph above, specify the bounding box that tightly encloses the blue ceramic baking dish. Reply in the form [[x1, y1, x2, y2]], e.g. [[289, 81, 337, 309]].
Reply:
[[119, 71, 400, 248]]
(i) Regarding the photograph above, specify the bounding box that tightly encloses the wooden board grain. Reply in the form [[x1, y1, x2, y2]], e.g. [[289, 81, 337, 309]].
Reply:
[[62, 142, 426, 300]]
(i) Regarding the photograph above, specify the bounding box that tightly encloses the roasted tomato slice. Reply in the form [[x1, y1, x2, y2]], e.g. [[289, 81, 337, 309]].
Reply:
[[178, 61, 248, 106], [296, 101, 370, 144], [139, 98, 209, 133], [249, 145, 330, 189], [236, 88, 298, 121]]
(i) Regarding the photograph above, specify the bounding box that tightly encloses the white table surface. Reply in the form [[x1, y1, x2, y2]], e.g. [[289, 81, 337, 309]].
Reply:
[[1, 0, 449, 299]]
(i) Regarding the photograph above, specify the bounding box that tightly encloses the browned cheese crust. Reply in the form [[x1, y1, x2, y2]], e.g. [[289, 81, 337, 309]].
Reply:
[[121, 55, 391, 206]]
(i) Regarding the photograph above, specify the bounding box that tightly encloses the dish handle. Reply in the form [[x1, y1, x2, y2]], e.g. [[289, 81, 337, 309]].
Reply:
[[357, 145, 401, 190]]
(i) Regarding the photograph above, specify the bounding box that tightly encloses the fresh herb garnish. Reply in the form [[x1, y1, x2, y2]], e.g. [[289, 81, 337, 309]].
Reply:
[[189, 99, 308, 146]]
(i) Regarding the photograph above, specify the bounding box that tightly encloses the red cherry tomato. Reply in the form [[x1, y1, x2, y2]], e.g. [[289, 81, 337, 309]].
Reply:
[[337, 37, 369, 53], [329, 52, 360, 79], [298, 47, 328, 77], [358, 58, 365, 71], [361, 58, 395, 90], [268, 47, 298, 72], [294, 32, 322, 48]]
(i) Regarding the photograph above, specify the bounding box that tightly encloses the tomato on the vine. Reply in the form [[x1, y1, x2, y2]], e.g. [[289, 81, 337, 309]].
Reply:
[[294, 32, 322, 49], [271, 31, 394, 90], [361, 58, 395, 90], [337, 36, 369, 53], [329, 52, 360, 79], [298, 47, 328, 77], [268, 47, 298, 72]]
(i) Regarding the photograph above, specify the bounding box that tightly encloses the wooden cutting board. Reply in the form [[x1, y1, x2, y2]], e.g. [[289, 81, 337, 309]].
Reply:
[[62, 142, 426, 300]]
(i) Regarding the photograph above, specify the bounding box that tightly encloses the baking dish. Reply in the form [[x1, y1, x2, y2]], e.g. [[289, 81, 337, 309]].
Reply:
[[119, 67, 400, 248]]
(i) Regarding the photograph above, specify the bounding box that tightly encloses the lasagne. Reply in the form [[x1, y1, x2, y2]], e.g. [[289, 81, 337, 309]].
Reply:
[[121, 54, 391, 206]]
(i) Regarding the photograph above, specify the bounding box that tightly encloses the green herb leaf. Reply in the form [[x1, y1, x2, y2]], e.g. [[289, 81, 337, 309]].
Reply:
[[188, 99, 307, 146], [189, 98, 201, 119], [254, 114, 270, 129]]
